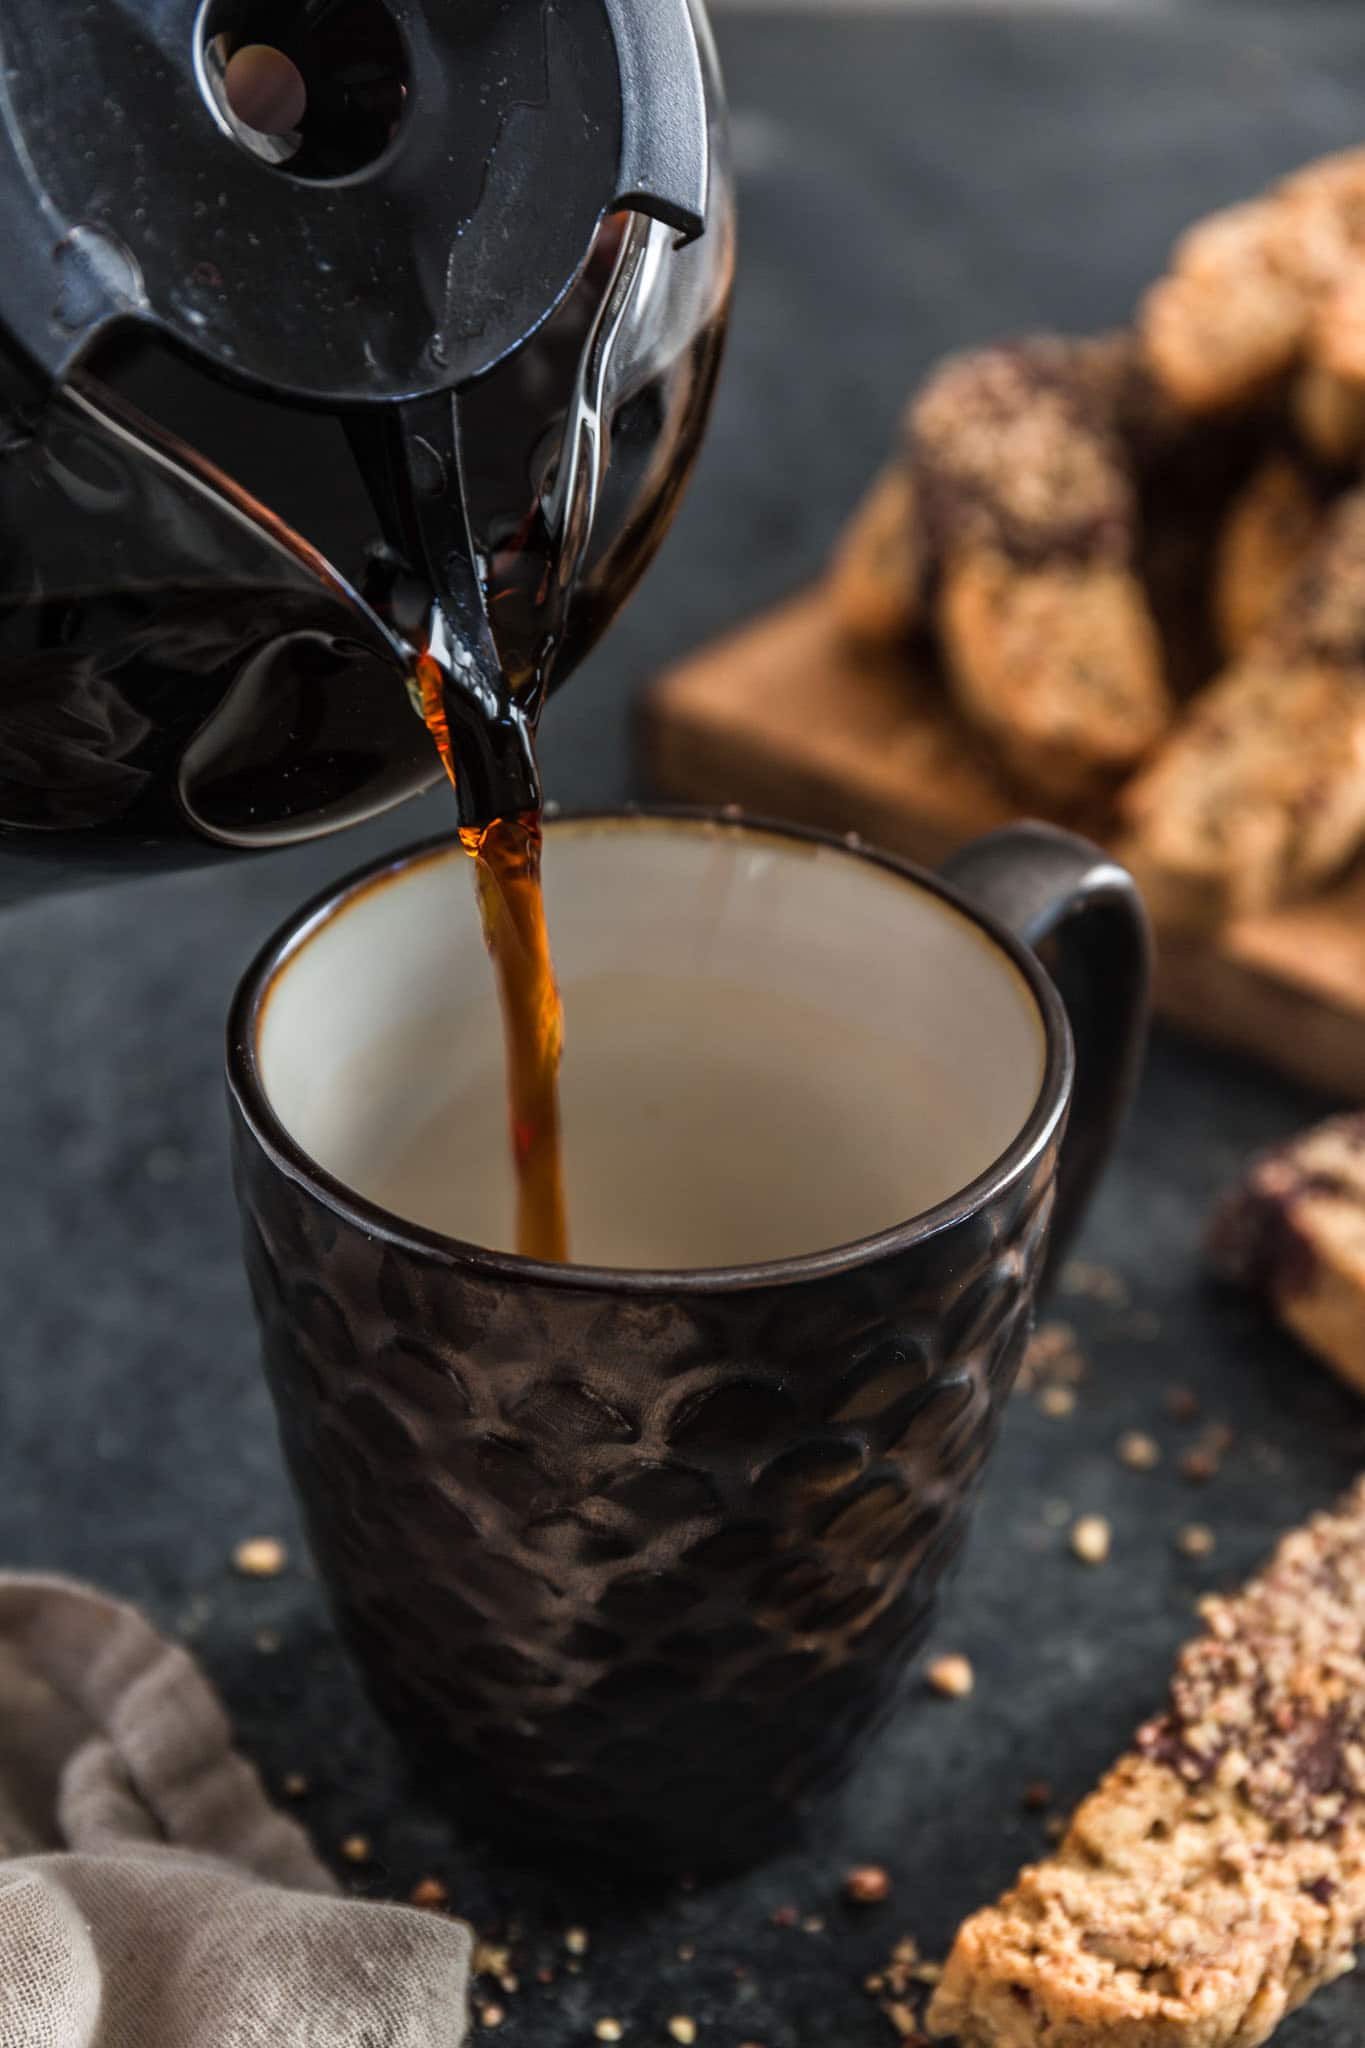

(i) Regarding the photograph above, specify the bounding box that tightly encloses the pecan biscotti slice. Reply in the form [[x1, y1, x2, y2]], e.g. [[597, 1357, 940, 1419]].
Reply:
[[828, 464, 925, 647], [926, 1476, 1365, 2048], [1119, 486, 1365, 926], [1118, 656, 1365, 926], [1142, 146, 1365, 414], [1213, 456, 1327, 660], [1294, 361, 1365, 468], [1208, 1113, 1365, 1397], [909, 340, 1172, 804]]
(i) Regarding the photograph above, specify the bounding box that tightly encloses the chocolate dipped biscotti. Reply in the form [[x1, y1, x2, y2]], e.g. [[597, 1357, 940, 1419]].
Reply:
[[1209, 1112, 1365, 1398], [908, 339, 1172, 804], [927, 1476, 1365, 2048]]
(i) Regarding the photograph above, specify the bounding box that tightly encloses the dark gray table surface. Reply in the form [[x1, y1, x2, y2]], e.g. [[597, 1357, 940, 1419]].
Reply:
[[7, 5, 1365, 2042]]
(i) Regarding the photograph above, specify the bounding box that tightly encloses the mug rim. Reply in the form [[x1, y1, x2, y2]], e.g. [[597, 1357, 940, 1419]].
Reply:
[[226, 805, 1074, 1294]]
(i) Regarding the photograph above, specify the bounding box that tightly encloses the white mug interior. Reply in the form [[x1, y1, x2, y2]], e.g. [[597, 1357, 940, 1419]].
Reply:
[[255, 817, 1048, 1270]]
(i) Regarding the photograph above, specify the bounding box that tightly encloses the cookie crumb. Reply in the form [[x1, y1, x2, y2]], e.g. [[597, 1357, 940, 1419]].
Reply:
[[883, 2002, 927, 2042], [410, 1877, 448, 1910], [231, 1536, 287, 1578], [282, 1772, 308, 1798], [340, 1834, 371, 1865], [595, 2022, 624, 2043], [803, 1915, 826, 1935], [473, 1944, 511, 1981], [1019, 1323, 1087, 1394], [1022, 1780, 1052, 1812], [770, 1904, 799, 1928], [1044, 1814, 1067, 1841], [881, 1934, 928, 1999], [1166, 1386, 1200, 1422], [564, 1928, 590, 1956], [1117, 1430, 1160, 1471], [480, 2007, 505, 2031], [1179, 1446, 1219, 1484], [254, 1627, 282, 1654], [1177, 1522, 1217, 1558], [1060, 1260, 1129, 1306], [845, 1864, 892, 1905], [1071, 1515, 1111, 1565], [927, 1653, 975, 1698], [1038, 1385, 1076, 1418], [667, 2020, 697, 2045], [676, 1942, 696, 1962]]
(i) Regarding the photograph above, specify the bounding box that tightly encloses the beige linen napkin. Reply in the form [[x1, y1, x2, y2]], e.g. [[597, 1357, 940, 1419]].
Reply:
[[0, 1574, 471, 2048]]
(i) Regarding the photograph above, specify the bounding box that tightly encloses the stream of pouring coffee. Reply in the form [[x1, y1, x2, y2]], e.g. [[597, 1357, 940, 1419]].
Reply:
[[413, 651, 570, 1264], [398, 216, 682, 1264]]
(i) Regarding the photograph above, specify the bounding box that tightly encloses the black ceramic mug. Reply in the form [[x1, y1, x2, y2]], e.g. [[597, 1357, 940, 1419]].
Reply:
[[227, 811, 1148, 1870]]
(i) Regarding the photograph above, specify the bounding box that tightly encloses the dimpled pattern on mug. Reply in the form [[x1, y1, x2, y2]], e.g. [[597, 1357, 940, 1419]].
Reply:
[[234, 1123, 1057, 1868]]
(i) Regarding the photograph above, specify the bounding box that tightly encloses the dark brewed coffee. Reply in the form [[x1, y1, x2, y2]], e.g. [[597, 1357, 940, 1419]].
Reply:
[[459, 811, 568, 1264], [403, 253, 729, 1262], [413, 648, 568, 1262]]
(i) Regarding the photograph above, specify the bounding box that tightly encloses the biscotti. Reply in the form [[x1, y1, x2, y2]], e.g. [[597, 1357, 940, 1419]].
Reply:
[[1142, 200, 1308, 414], [927, 1476, 1365, 2048], [1119, 487, 1365, 925], [1142, 147, 1365, 414], [909, 341, 1172, 803], [1213, 456, 1325, 659], [1294, 362, 1365, 468], [828, 464, 924, 647], [1208, 1112, 1365, 1397], [937, 552, 1169, 806]]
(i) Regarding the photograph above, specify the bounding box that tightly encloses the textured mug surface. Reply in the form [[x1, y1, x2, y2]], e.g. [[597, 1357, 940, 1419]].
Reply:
[[227, 812, 1147, 1869]]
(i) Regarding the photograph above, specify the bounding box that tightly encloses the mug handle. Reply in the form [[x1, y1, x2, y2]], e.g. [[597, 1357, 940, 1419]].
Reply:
[[940, 822, 1152, 1285]]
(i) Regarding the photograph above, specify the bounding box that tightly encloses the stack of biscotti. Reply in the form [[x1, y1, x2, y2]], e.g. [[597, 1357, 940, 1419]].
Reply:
[[832, 145, 1365, 925], [924, 1476, 1365, 2047]]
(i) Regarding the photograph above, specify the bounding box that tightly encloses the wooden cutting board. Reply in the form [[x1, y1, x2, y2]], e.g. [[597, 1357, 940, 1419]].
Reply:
[[646, 586, 1365, 1101]]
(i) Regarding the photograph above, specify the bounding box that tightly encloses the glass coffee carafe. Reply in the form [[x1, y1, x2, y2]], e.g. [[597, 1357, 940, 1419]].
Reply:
[[0, 0, 735, 904]]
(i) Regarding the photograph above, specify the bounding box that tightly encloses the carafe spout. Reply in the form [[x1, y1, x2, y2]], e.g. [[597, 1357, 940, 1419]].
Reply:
[[418, 602, 542, 831]]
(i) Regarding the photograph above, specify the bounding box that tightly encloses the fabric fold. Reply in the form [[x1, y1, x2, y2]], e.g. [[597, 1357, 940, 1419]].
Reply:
[[0, 1573, 471, 2048]]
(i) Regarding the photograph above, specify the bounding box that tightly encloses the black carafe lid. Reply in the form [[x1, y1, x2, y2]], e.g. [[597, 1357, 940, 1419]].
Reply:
[[0, 0, 707, 403], [0, 0, 714, 826]]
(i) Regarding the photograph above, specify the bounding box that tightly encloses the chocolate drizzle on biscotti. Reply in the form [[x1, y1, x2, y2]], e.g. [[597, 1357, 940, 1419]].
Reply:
[[1205, 1155, 1331, 1301], [1136, 1481, 1365, 1837], [1208, 1112, 1365, 1356], [908, 341, 1136, 568]]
